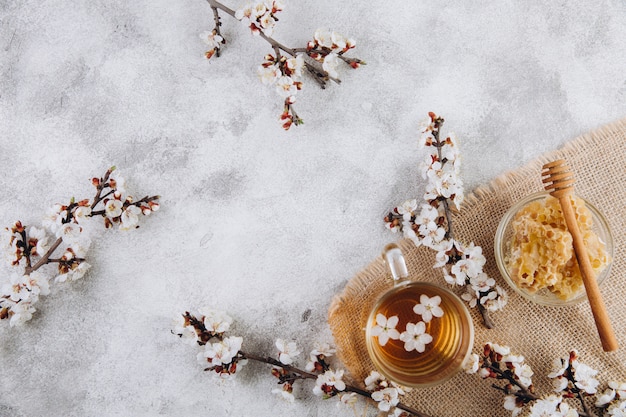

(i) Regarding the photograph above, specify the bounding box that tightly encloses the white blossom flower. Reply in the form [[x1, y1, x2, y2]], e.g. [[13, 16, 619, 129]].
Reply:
[[555, 401, 579, 417], [314, 28, 333, 48], [371, 387, 400, 412], [105, 199, 123, 218], [55, 261, 91, 283], [200, 308, 232, 334], [55, 222, 82, 243], [419, 222, 446, 249], [310, 341, 335, 358], [552, 377, 569, 392], [172, 315, 198, 345], [276, 339, 300, 365], [258, 12, 276, 35], [399, 321, 432, 353], [119, 205, 142, 231], [234, 5, 252, 20], [412, 294, 444, 323], [28, 226, 50, 256], [597, 388, 617, 407], [397, 199, 418, 222], [25, 271, 50, 298], [433, 240, 453, 268], [469, 272, 496, 293], [370, 314, 400, 346], [514, 363, 534, 388], [305, 342, 336, 371], [258, 63, 281, 85], [451, 255, 480, 282], [271, 387, 295, 403], [365, 371, 385, 391], [417, 203, 439, 225], [487, 343, 511, 357], [285, 55, 304, 78], [275, 76, 298, 98], [338, 392, 358, 406], [609, 381, 626, 397], [528, 395, 561, 417], [109, 170, 126, 194], [482, 285, 508, 312], [199, 30, 224, 50], [73, 205, 92, 223], [2, 274, 31, 303], [607, 399, 626, 416], [202, 336, 243, 367], [330, 31, 348, 50], [42, 204, 66, 233], [1, 227, 18, 262], [322, 52, 340, 79], [478, 367, 492, 379], [461, 288, 478, 308], [313, 369, 346, 397], [463, 353, 480, 374], [8, 301, 35, 326], [572, 360, 599, 394], [503, 395, 523, 417]]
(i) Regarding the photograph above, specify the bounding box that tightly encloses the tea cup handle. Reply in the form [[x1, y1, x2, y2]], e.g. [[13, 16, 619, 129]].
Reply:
[[382, 243, 409, 283]]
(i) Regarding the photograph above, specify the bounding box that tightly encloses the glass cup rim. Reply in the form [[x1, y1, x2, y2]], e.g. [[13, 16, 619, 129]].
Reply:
[[494, 191, 614, 307]]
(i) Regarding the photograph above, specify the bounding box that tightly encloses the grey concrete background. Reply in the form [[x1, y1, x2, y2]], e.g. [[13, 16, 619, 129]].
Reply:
[[1, 0, 624, 415]]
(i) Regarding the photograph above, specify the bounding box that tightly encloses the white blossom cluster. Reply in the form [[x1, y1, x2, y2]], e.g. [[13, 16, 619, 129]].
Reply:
[[198, 0, 362, 130], [596, 381, 626, 416], [0, 268, 49, 326], [174, 308, 249, 379], [465, 342, 534, 417], [371, 294, 443, 353], [235, 0, 284, 37], [0, 168, 159, 326], [199, 30, 224, 60], [465, 343, 626, 417], [257, 53, 305, 129], [385, 113, 507, 318], [308, 28, 358, 78], [365, 371, 410, 416]]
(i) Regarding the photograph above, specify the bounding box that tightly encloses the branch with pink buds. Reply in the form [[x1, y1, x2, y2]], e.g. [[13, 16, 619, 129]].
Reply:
[[200, 0, 364, 130], [173, 309, 432, 417], [0, 167, 160, 326]]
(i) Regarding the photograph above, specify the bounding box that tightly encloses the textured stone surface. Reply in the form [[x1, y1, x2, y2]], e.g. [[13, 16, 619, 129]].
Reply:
[[0, 0, 624, 416]]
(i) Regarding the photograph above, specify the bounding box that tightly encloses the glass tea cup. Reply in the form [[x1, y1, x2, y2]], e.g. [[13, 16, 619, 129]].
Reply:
[[365, 243, 474, 388]]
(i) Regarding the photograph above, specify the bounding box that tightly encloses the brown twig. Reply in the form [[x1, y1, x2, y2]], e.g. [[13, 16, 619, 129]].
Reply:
[[24, 237, 63, 275]]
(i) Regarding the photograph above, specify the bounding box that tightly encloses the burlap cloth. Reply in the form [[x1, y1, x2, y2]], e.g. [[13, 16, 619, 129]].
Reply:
[[328, 118, 626, 416]]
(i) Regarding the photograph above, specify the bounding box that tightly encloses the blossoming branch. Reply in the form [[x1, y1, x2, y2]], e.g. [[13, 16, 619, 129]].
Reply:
[[0, 167, 160, 326], [173, 309, 433, 417], [201, 0, 364, 130], [465, 342, 626, 417], [384, 113, 507, 328]]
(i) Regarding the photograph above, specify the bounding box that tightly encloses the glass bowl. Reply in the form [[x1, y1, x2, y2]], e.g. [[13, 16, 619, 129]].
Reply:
[[494, 191, 614, 306]]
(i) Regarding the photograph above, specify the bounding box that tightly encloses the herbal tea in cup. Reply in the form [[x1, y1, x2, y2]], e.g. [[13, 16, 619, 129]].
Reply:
[[365, 244, 474, 388]]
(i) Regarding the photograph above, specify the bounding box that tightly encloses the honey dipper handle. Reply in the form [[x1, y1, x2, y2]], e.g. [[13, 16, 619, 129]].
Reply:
[[559, 196, 619, 352]]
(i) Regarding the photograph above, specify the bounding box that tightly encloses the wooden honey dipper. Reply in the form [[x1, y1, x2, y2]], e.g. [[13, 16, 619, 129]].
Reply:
[[542, 159, 618, 352]]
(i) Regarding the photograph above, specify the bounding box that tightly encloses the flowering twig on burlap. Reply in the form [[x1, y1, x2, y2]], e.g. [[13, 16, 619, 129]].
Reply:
[[384, 112, 507, 329], [0, 167, 160, 326], [200, 0, 364, 130], [465, 342, 626, 417], [173, 309, 432, 417]]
